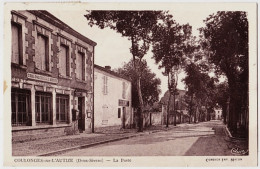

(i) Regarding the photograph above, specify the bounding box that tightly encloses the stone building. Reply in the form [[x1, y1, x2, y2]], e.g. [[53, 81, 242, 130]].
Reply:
[[10, 10, 96, 141], [161, 89, 189, 124], [94, 65, 133, 129], [213, 107, 223, 120]]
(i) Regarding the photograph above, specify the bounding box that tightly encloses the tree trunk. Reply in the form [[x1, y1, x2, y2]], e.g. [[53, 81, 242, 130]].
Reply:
[[226, 97, 230, 127], [166, 92, 172, 128], [194, 105, 197, 123], [149, 112, 152, 126], [228, 86, 239, 135], [222, 104, 227, 124], [173, 93, 176, 126], [137, 77, 144, 132], [206, 107, 211, 121], [189, 95, 193, 124], [131, 35, 145, 132], [230, 96, 237, 134]]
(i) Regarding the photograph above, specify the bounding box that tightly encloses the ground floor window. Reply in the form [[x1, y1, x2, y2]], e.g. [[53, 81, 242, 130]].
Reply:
[[56, 94, 69, 123], [11, 89, 31, 126], [35, 92, 52, 124], [118, 108, 121, 118], [102, 105, 108, 125]]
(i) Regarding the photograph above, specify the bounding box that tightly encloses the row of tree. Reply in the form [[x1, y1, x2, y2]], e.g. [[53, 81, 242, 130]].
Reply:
[[84, 11, 248, 137], [200, 11, 248, 137]]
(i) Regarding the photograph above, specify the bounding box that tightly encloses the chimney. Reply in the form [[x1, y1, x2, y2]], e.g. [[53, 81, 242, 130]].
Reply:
[[104, 66, 111, 70]]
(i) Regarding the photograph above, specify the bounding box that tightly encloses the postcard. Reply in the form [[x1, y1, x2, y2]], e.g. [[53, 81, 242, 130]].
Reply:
[[2, 2, 258, 167]]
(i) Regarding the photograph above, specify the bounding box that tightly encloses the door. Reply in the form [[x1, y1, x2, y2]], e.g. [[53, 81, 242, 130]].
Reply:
[[122, 107, 126, 129], [78, 97, 85, 132]]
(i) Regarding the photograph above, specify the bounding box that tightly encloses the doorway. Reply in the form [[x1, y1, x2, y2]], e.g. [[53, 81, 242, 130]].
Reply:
[[122, 107, 126, 129], [78, 97, 85, 132]]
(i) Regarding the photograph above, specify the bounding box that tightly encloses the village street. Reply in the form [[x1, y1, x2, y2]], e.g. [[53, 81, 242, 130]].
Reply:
[[61, 120, 247, 156]]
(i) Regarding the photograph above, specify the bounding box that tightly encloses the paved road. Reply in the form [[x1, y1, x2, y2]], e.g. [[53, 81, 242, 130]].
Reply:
[[61, 121, 242, 156]]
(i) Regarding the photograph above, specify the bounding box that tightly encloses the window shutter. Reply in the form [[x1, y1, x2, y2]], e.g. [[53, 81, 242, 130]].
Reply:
[[59, 45, 67, 76], [102, 76, 105, 94], [11, 24, 20, 64], [122, 82, 125, 99], [106, 76, 108, 94]]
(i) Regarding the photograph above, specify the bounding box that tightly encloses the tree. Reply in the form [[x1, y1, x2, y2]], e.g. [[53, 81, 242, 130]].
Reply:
[[85, 11, 163, 131], [200, 11, 248, 136], [115, 59, 161, 109], [215, 82, 229, 124], [183, 62, 217, 123], [151, 13, 192, 127]]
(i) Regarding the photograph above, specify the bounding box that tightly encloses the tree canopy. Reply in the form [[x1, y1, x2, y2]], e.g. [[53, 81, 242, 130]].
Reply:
[[85, 11, 163, 59], [115, 59, 161, 108], [151, 13, 193, 74], [199, 11, 248, 88], [199, 11, 248, 135], [85, 10, 165, 131], [183, 62, 216, 122]]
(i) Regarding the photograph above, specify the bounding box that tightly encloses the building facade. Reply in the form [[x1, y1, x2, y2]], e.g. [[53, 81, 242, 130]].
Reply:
[[10, 10, 96, 140], [161, 89, 189, 124], [213, 108, 223, 120], [94, 65, 132, 128]]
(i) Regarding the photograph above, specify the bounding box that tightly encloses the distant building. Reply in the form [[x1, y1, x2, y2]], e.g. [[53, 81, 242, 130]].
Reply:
[[142, 102, 163, 127], [160, 89, 189, 124], [213, 107, 223, 120], [94, 65, 133, 128], [10, 10, 96, 141]]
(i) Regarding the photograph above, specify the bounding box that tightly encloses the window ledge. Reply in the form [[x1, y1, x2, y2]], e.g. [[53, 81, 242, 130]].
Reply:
[[59, 74, 72, 80], [12, 123, 72, 132], [11, 63, 27, 70], [76, 79, 88, 84], [34, 69, 52, 76]]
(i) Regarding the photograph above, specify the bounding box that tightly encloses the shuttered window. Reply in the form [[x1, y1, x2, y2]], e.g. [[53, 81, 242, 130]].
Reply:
[[36, 34, 49, 71], [76, 52, 84, 80], [59, 45, 69, 76], [11, 23, 22, 64], [122, 82, 126, 99], [103, 76, 108, 95]]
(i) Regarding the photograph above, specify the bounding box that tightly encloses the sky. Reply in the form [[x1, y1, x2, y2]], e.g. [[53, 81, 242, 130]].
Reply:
[[50, 8, 218, 98]]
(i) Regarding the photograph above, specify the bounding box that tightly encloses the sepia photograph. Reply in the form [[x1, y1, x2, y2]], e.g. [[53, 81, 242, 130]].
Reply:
[[2, 1, 258, 167]]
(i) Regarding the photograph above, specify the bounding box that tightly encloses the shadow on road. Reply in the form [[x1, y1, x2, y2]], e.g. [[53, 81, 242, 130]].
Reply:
[[184, 126, 249, 156]]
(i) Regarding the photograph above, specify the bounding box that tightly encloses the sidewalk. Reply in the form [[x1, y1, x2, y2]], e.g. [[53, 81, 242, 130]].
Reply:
[[12, 124, 175, 156]]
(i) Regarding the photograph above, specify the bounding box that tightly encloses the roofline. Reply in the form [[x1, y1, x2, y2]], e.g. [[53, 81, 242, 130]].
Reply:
[[94, 64, 131, 82], [26, 10, 97, 46]]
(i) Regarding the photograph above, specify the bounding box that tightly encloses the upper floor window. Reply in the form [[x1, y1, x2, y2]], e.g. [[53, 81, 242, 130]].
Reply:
[[103, 76, 108, 95], [76, 52, 85, 80], [11, 22, 23, 65], [122, 81, 126, 99], [59, 45, 69, 77], [35, 34, 49, 71]]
